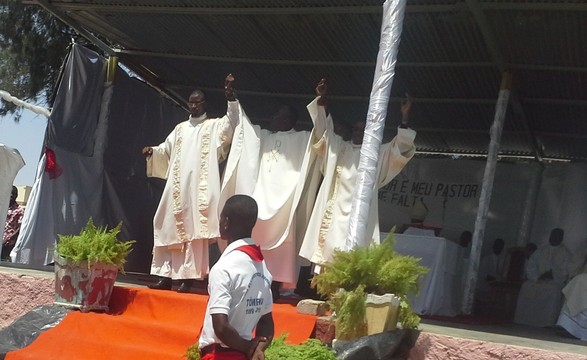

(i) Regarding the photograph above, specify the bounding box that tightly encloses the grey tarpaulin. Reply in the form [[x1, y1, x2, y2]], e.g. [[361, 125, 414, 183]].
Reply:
[[46, 45, 105, 157], [11, 44, 187, 273], [0, 305, 71, 358], [333, 330, 407, 360]]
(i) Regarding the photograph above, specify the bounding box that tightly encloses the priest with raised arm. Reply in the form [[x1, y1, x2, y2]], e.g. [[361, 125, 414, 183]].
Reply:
[[219, 79, 322, 294], [299, 79, 417, 268], [144, 75, 242, 293]]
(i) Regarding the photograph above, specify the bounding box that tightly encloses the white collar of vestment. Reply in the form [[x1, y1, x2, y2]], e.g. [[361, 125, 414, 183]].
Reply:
[[221, 238, 256, 258], [270, 128, 296, 134], [351, 142, 362, 149], [189, 113, 208, 124]]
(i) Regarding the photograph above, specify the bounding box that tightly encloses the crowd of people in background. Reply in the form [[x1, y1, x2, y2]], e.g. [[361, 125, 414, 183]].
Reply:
[[2, 186, 23, 261]]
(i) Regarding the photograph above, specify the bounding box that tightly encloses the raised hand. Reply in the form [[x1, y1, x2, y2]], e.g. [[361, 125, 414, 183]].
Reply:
[[400, 93, 412, 125], [316, 78, 327, 96], [316, 78, 327, 106], [142, 146, 153, 157], [225, 73, 236, 101]]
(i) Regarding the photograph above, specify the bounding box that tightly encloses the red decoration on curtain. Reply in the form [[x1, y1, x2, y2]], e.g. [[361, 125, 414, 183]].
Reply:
[[44, 148, 63, 179]]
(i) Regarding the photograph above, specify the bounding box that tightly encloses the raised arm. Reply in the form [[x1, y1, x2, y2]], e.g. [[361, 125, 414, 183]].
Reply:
[[316, 78, 327, 108], [307, 78, 330, 139], [142, 146, 153, 157], [225, 73, 240, 129], [225, 73, 236, 102], [376, 94, 416, 186], [399, 94, 412, 129]]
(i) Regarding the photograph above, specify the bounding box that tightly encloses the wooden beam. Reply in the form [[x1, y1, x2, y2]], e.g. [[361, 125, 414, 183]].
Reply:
[[27, 3, 462, 15]]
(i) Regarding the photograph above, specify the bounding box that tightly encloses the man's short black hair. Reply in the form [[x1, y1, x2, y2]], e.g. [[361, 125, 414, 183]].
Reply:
[[224, 195, 258, 231]]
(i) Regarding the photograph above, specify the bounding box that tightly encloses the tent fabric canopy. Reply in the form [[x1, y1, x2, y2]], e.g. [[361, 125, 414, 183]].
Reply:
[[11, 45, 186, 272], [30, 0, 587, 161]]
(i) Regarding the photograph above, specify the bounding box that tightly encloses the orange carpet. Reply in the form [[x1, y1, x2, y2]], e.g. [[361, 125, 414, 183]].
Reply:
[[6, 286, 317, 360]]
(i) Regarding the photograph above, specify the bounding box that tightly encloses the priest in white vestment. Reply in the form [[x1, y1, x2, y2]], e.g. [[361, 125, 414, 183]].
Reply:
[[557, 266, 587, 341], [144, 76, 241, 292], [220, 86, 321, 289], [299, 81, 416, 268], [514, 228, 572, 326], [477, 238, 505, 294]]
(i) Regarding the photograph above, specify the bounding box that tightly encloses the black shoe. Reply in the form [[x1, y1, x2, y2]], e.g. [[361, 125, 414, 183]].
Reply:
[[148, 277, 172, 290], [271, 281, 282, 302], [177, 280, 195, 293]]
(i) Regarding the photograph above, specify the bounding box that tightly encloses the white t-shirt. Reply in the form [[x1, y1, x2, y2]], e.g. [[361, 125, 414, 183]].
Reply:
[[199, 238, 273, 349]]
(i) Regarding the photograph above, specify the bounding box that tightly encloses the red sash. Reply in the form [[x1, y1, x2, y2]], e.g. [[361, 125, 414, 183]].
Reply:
[[201, 351, 246, 360], [235, 244, 264, 262]]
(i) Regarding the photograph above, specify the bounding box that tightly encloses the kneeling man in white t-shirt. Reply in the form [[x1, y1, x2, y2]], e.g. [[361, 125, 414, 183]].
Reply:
[[198, 195, 274, 360]]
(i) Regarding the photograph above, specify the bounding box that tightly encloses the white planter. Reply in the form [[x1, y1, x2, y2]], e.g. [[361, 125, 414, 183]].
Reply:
[[365, 293, 401, 335], [54, 256, 118, 312]]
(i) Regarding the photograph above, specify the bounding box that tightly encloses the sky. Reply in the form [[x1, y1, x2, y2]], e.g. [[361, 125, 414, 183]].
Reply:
[[0, 110, 47, 186]]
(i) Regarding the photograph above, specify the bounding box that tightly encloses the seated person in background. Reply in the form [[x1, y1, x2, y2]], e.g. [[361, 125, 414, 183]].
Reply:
[[525, 242, 537, 260], [556, 265, 587, 341], [514, 228, 572, 327], [459, 230, 473, 259], [526, 228, 571, 283], [523, 242, 537, 279], [397, 197, 441, 236], [198, 195, 274, 360], [3, 186, 24, 261], [477, 238, 505, 294], [569, 238, 587, 279], [458, 230, 473, 302]]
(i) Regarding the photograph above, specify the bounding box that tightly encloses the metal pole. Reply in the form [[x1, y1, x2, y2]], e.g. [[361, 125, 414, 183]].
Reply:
[[346, 0, 407, 249], [462, 71, 512, 315]]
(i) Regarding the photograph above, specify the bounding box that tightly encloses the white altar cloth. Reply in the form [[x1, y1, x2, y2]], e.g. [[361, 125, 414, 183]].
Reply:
[[388, 233, 461, 317]]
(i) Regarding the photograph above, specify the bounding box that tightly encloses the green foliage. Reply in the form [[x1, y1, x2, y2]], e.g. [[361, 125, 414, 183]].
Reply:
[[185, 343, 200, 360], [185, 334, 337, 360], [265, 334, 337, 360], [399, 298, 421, 330], [0, 0, 76, 116], [55, 218, 135, 271], [311, 232, 428, 335], [330, 287, 367, 340]]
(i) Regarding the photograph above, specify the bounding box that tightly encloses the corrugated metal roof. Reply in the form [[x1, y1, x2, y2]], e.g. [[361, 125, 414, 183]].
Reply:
[[33, 0, 587, 161]]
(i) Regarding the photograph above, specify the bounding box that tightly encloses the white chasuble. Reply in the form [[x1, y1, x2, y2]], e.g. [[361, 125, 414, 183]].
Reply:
[[148, 104, 238, 279], [220, 101, 318, 284], [299, 98, 416, 267]]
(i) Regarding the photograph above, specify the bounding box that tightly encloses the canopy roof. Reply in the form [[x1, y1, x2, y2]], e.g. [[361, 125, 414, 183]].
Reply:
[[29, 0, 587, 161]]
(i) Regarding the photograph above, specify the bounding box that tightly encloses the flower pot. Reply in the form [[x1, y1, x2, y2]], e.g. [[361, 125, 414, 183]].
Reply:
[[365, 293, 400, 335], [54, 256, 118, 312]]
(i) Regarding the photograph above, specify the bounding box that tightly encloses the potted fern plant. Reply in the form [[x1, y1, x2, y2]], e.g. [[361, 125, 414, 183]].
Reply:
[[311, 232, 428, 341], [54, 218, 135, 312]]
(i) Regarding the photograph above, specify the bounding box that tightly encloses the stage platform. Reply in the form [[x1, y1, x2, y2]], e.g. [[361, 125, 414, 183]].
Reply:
[[0, 264, 585, 359]]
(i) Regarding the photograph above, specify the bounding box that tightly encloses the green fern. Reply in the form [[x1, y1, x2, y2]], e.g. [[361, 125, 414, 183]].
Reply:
[[311, 232, 428, 335], [185, 343, 200, 360], [330, 287, 368, 340], [55, 218, 135, 271], [185, 334, 337, 360]]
